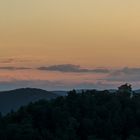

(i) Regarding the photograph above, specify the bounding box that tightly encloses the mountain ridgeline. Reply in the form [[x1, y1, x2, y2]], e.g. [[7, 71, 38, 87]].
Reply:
[[1, 84, 140, 140]]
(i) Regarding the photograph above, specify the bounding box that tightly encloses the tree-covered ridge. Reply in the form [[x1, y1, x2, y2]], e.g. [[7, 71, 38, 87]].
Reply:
[[0, 85, 140, 140]]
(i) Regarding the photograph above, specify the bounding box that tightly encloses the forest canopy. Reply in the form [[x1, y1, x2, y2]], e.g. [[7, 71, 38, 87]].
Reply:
[[0, 84, 140, 140]]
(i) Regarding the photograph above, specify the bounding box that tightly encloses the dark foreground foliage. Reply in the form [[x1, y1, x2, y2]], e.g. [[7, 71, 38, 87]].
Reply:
[[0, 88, 140, 140]]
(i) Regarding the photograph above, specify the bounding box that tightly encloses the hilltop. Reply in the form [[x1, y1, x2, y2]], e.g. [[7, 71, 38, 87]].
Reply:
[[0, 88, 58, 114]]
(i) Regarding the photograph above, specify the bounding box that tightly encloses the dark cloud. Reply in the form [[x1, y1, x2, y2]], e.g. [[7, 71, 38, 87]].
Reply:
[[38, 64, 110, 73], [0, 67, 31, 70]]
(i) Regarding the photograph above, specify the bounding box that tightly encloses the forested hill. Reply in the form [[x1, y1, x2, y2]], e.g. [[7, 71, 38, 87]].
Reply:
[[1, 85, 140, 140], [0, 88, 58, 114]]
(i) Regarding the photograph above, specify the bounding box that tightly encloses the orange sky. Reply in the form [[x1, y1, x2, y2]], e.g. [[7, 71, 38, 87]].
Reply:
[[0, 0, 140, 90], [1, 0, 140, 67]]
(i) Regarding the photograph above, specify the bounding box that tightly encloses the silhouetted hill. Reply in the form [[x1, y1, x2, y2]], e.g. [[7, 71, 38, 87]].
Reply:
[[0, 88, 58, 114]]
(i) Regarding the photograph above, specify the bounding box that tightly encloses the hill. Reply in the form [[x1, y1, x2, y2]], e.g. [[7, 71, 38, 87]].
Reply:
[[0, 88, 58, 114]]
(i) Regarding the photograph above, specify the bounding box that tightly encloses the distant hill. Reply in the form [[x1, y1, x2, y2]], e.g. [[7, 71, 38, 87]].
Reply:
[[51, 90, 68, 96], [0, 88, 58, 115], [134, 89, 140, 94]]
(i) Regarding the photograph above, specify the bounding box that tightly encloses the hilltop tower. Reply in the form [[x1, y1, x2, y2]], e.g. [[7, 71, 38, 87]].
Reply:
[[118, 83, 133, 98]]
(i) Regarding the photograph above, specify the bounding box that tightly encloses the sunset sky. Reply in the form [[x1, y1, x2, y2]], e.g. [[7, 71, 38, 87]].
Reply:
[[0, 0, 140, 90]]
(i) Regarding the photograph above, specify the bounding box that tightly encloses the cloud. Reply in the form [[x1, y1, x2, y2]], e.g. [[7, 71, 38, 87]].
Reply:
[[38, 64, 110, 73], [0, 67, 31, 70], [0, 58, 15, 63], [104, 67, 140, 82], [0, 58, 34, 64], [116, 67, 140, 75], [1, 66, 140, 90]]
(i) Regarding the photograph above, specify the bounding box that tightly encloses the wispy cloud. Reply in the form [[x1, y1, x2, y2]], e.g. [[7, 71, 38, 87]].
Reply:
[[1, 64, 140, 89], [0, 66, 140, 90], [0, 58, 15, 64], [0, 67, 31, 70], [104, 67, 140, 82], [0, 58, 35, 64], [38, 64, 110, 73], [115, 67, 140, 75]]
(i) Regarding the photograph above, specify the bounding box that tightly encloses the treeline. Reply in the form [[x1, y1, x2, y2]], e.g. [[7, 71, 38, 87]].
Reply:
[[0, 85, 140, 140]]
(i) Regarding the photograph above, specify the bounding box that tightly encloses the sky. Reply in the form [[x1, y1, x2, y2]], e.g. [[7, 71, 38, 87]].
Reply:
[[0, 0, 140, 90]]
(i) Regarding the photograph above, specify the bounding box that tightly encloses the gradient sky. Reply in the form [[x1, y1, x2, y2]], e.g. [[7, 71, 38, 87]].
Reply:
[[0, 0, 140, 90]]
